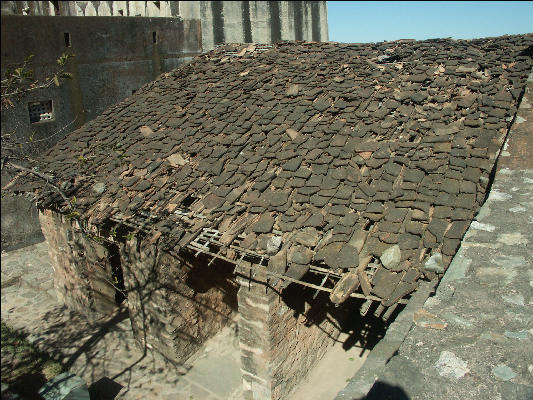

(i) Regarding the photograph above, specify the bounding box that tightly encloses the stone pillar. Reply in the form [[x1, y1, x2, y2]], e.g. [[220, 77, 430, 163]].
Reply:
[[302, 1, 312, 41], [199, 1, 215, 51], [222, 1, 245, 44], [39, 209, 91, 311], [249, 1, 271, 44], [237, 266, 279, 399], [319, 0, 329, 41], [237, 264, 342, 400], [279, 1, 295, 41]]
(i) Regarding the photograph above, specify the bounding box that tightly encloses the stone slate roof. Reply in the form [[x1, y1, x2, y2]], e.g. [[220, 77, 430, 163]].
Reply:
[[11, 34, 533, 306]]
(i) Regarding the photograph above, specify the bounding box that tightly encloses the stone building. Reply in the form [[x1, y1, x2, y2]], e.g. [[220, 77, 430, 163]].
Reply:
[[1, 1, 329, 51], [8, 34, 533, 398], [1, 1, 328, 250]]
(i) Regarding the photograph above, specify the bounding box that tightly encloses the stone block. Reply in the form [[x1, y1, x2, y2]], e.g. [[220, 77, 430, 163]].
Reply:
[[237, 275, 341, 400]]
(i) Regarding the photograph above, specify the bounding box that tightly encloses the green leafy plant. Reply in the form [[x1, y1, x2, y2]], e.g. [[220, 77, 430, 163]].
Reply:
[[123, 231, 135, 241], [65, 210, 80, 221], [90, 234, 104, 244], [1, 321, 65, 398], [1, 53, 75, 108]]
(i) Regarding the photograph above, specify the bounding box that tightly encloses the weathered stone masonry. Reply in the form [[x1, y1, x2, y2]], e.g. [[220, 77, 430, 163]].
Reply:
[[39, 209, 119, 318], [10, 35, 533, 400], [237, 266, 344, 400], [120, 238, 238, 363], [39, 208, 345, 399], [39, 209, 239, 363]]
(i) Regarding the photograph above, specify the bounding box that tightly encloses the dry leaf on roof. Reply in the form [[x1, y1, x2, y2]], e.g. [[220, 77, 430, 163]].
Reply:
[[434, 64, 445, 75], [166, 203, 178, 213], [149, 230, 161, 244], [133, 168, 147, 177], [286, 84, 299, 96]]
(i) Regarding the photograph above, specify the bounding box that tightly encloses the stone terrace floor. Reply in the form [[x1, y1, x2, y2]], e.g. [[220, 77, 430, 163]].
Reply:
[[337, 71, 533, 400], [1, 241, 243, 400]]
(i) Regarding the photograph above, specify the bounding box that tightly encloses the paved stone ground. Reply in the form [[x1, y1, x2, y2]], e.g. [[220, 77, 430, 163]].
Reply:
[[289, 332, 368, 400], [337, 72, 533, 400], [1, 241, 243, 400]]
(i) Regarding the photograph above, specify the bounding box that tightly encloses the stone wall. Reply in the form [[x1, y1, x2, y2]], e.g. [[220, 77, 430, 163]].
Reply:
[[39, 209, 356, 396], [237, 266, 343, 400], [38, 210, 239, 364], [0, 1, 180, 17], [120, 239, 239, 364], [38, 209, 119, 318]]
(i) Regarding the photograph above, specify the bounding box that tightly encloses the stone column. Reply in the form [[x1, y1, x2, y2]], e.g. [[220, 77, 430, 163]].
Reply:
[[223, 1, 245, 43], [279, 1, 295, 41], [319, 0, 329, 41], [237, 265, 279, 400], [200, 1, 215, 51], [237, 264, 342, 400], [249, 1, 271, 44]]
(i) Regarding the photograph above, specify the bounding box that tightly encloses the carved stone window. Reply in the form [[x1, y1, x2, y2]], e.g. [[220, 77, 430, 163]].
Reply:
[[28, 100, 54, 123]]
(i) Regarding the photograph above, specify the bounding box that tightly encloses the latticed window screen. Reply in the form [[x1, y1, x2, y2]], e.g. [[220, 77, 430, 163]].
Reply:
[[28, 100, 53, 123]]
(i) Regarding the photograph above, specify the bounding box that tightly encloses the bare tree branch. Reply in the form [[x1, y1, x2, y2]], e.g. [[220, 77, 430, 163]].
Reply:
[[1, 77, 57, 99], [3, 161, 73, 210]]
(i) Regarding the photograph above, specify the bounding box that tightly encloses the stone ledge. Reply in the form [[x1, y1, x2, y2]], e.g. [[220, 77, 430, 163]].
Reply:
[[335, 279, 437, 399]]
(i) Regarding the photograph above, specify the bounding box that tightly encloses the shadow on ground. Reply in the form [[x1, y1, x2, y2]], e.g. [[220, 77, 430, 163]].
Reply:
[[361, 380, 410, 400], [1, 321, 64, 400], [280, 270, 405, 356]]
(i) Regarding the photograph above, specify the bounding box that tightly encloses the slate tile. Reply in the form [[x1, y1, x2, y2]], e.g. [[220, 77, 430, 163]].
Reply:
[[133, 180, 151, 191], [282, 156, 303, 172], [427, 218, 448, 242], [250, 214, 275, 233]]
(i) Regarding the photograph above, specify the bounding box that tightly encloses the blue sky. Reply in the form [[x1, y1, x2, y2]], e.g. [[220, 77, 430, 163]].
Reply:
[[327, 1, 533, 43]]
